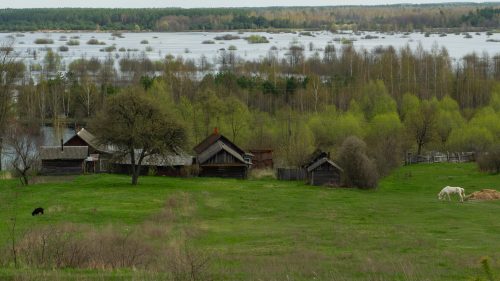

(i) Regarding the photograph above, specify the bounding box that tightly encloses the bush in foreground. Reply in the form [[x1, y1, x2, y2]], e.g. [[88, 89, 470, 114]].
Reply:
[[338, 136, 379, 189]]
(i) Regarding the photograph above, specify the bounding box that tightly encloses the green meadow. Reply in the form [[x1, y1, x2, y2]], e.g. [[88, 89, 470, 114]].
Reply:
[[0, 163, 499, 280]]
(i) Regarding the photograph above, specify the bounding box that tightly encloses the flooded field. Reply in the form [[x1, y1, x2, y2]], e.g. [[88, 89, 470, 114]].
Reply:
[[3, 30, 500, 67]]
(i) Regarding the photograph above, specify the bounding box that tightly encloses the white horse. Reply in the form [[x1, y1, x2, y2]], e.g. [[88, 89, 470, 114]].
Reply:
[[438, 186, 465, 202]]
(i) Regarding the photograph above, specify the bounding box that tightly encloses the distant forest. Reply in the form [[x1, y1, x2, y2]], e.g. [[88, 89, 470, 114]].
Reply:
[[0, 4, 499, 32]]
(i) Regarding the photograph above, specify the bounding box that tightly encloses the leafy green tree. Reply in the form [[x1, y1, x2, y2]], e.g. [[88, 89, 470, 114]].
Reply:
[[274, 109, 315, 166], [222, 96, 250, 146], [405, 99, 438, 155], [366, 112, 403, 176], [435, 96, 465, 148], [91, 90, 186, 185], [448, 126, 494, 152], [359, 80, 397, 120], [469, 107, 500, 141], [43, 48, 62, 74], [399, 93, 420, 121], [307, 106, 337, 150], [490, 84, 500, 112]]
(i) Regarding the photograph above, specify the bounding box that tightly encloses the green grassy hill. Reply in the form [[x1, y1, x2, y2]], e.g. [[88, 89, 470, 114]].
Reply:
[[0, 163, 499, 280]]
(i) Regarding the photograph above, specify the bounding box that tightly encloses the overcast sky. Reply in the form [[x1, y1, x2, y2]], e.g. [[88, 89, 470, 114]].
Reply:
[[0, 0, 495, 8]]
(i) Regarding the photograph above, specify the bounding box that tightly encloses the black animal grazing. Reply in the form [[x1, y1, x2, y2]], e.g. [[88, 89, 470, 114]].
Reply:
[[32, 207, 44, 216]]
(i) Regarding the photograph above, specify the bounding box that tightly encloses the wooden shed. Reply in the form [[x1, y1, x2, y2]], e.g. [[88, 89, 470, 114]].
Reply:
[[194, 130, 251, 179], [111, 150, 194, 176], [306, 157, 343, 186], [40, 146, 89, 175], [249, 149, 273, 169]]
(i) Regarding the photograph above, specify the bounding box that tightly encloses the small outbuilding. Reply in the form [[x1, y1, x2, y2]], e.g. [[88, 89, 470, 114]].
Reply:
[[249, 149, 273, 169], [40, 146, 89, 175], [111, 150, 194, 176], [306, 156, 343, 186], [194, 129, 252, 179]]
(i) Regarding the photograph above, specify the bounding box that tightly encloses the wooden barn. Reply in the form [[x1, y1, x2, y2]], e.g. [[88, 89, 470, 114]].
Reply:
[[40, 146, 89, 175], [194, 129, 252, 179], [64, 128, 114, 173], [305, 152, 343, 186], [249, 149, 273, 169], [111, 150, 194, 176]]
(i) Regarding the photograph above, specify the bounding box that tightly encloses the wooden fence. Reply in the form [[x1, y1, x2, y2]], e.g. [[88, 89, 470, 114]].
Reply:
[[276, 168, 307, 181], [405, 152, 475, 165]]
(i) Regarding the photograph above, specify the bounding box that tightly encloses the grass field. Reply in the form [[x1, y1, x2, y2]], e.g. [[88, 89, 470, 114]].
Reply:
[[0, 163, 499, 280]]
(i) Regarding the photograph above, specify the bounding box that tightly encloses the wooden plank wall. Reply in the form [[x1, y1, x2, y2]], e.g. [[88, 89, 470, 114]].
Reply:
[[310, 170, 341, 186], [199, 166, 247, 179], [277, 168, 306, 181], [41, 160, 84, 175]]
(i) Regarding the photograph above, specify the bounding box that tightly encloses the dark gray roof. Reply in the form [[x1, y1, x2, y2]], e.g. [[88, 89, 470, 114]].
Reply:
[[197, 140, 246, 164], [40, 146, 88, 160], [76, 128, 115, 153], [306, 157, 343, 173], [193, 132, 246, 156], [113, 149, 193, 167]]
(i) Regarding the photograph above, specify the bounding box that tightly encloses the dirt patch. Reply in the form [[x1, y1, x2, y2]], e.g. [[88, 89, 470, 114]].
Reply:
[[0, 172, 12, 179], [466, 189, 500, 201], [30, 175, 77, 184]]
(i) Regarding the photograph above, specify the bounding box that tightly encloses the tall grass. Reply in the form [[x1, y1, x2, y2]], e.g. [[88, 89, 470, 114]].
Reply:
[[1, 193, 213, 281]]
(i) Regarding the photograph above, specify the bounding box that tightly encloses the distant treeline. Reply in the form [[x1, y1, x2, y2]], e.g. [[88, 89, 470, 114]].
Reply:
[[0, 4, 499, 32]]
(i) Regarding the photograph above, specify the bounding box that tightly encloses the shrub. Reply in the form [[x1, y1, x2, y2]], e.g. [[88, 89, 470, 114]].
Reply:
[[58, 45, 69, 52], [66, 39, 80, 46], [0, 46, 13, 52], [299, 31, 314, 37], [87, 39, 105, 45], [338, 136, 379, 189], [14, 224, 152, 269], [477, 145, 500, 174], [34, 38, 54, 44], [202, 40, 215, 44], [245, 35, 269, 44], [103, 45, 116, 52], [140, 40, 149, 44], [111, 32, 124, 38], [214, 34, 240, 40], [228, 45, 237, 51]]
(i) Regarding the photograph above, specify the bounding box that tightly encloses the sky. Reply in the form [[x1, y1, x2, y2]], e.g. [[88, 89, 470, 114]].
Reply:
[[0, 0, 495, 9]]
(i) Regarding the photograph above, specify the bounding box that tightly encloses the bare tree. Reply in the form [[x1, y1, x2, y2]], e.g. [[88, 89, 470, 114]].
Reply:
[[5, 123, 42, 185], [0, 40, 25, 171]]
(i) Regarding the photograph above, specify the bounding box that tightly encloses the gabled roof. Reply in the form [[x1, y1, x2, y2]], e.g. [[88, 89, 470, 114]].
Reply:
[[40, 146, 88, 160], [65, 128, 114, 153], [193, 133, 245, 156], [306, 157, 343, 173], [197, 140, 246, 165]]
